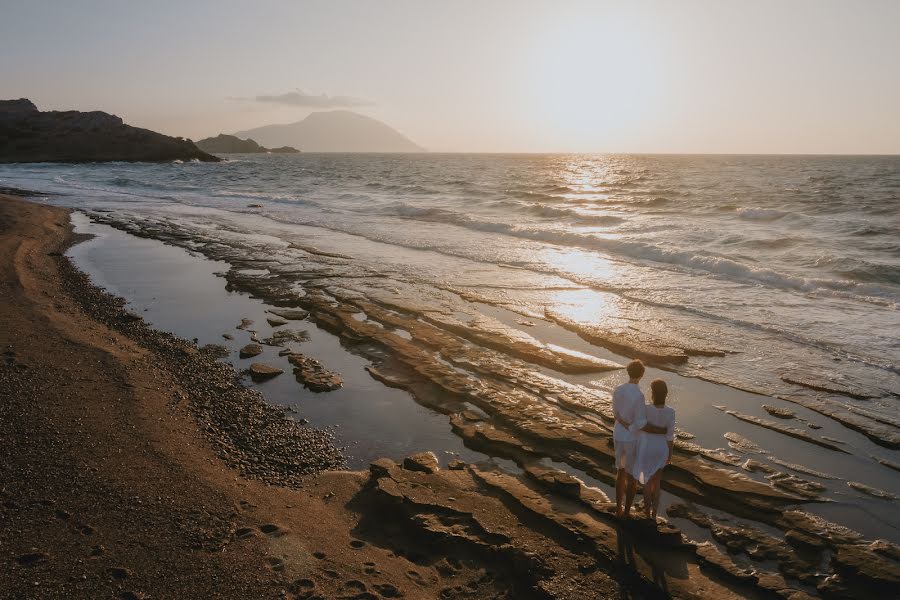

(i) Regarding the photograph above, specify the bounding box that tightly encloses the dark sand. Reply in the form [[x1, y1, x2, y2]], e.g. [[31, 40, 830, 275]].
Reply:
[[2, 194, 897, 599]]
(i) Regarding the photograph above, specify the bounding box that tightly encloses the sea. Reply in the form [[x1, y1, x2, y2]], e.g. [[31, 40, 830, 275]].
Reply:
[[2, 153, 899, 542]]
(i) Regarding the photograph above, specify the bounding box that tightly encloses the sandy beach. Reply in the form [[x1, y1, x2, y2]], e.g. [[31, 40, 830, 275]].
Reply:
[[2, 192, 898, 599]]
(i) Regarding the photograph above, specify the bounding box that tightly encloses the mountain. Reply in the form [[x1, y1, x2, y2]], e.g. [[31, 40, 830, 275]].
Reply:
[[234, 110, 423, 153], [195, 134, 299, 154], [0, 99, 218, 163]]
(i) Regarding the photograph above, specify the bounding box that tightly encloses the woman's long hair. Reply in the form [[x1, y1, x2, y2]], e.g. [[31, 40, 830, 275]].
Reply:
[[650, 379, 668, 406]]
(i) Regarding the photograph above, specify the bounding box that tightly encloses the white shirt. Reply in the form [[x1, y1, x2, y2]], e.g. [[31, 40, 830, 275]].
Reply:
[[612, 382, 647, 442], [645, 405, 676, 441]]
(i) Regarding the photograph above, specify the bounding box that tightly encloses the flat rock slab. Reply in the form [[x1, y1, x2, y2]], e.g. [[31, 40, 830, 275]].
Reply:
[[779, 392, 900, 449], [847, 481, 897, 500], [422, 312, 623, 374], [725, 432, 767, 454], [402, 451, 440, 474], [781, 373, 873, 400], [876, 457, 900, 473], [239, 343, 263, 359], [266, 317, 289, 327], [717, 407, 851, 454], [770, 457, 838, 480], [763, 404, 796, 419], [268, 308, 309, 321], [286, 353, 342, 392], [262, 329, 310, 347], [523, 463, 583, 500], [249, 363, 284, 381]]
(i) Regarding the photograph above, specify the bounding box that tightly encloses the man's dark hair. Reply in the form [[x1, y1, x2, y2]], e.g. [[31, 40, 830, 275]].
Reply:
[[626, 359, 645, 380]]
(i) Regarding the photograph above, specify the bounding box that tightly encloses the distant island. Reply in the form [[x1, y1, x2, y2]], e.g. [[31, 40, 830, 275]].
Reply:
[[195, 134, 299, 154], [0, 99, 218, 163], [234, 110, 423, 153]]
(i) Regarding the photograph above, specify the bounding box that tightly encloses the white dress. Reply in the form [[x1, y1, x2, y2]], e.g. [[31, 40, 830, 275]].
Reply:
[[632, 405, 676, 485]]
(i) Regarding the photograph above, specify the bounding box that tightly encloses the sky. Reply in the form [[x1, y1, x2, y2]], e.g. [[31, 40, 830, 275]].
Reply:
[[1, 0, 899, 153]]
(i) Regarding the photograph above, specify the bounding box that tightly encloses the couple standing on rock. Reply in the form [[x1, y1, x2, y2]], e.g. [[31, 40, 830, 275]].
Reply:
[[613, 359, 676, 521]]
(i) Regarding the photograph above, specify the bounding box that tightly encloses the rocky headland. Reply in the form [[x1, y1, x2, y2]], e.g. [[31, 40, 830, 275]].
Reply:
[[0, 99, 218, 163], [195, 133, 300, 154]]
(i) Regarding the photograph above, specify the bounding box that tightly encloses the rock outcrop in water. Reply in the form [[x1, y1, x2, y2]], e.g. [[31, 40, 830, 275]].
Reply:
[[0, 99, 218, 163], [194, 133, 299, 154]]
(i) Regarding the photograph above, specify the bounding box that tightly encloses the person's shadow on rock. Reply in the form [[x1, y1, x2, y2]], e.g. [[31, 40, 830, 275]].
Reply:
[[652, 561, 670, 595], [616, 522, 636, 568]]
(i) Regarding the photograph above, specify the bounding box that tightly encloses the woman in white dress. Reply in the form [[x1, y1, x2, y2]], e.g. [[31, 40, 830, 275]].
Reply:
[[632, 379, 675, 520]]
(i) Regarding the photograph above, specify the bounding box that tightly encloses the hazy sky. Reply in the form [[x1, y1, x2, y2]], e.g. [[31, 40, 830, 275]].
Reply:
[[2, 1, 898, 153]]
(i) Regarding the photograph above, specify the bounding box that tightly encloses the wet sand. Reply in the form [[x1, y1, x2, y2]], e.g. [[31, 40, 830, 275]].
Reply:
[[2, 193, 898, 599]]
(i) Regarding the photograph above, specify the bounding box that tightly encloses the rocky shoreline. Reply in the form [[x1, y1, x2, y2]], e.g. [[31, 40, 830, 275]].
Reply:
[[54, 237, 346, 487], [2, 193, 899, 599]]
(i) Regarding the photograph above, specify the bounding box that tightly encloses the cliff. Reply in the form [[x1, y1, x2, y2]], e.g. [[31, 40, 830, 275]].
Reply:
[[195, 134, 299, 154], [0, 99, 219, 163]]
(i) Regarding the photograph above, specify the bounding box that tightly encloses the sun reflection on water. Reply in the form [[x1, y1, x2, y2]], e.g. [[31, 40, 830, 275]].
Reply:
[[537, 246, 619, 282], [547, 287, 621, 326]]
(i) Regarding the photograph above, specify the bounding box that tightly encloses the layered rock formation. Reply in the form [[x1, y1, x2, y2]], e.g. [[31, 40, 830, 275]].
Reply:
[[194, 133, 299, 154], [82, 209, 900, 599], [0, 99, 218, 163]]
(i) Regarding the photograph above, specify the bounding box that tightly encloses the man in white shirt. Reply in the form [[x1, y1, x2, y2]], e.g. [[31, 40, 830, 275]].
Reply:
[[612, 359, 666, 518]]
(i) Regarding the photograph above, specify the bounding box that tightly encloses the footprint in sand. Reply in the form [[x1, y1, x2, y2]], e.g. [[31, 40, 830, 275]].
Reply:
[[406, 570, 428, 586], [16, 551, 49, 567], [106, 566, 132, 580], [291, 578, 316, 595], [258, 523, 286, 537], [374, 583, 402, 597], [344, 579, 367, 591], [265, 556, 285, 572]]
